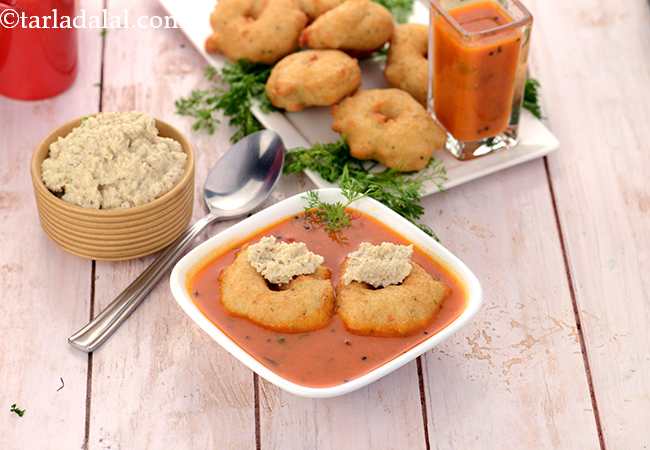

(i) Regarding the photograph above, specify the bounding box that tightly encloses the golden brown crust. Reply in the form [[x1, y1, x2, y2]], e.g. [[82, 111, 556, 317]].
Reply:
[[299, 0, 394, 52], [384, 24, 429, 105], [331, 88, 446, 171], [265, 50, 362, 111], [297, 0, 346, 19], [220, 246, 335, 332], [205, 0, 308, 64], [336, 262, 450, 337]]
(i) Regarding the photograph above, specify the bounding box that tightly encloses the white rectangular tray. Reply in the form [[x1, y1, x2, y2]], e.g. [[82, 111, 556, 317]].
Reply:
[[160, 0, 560, 196]]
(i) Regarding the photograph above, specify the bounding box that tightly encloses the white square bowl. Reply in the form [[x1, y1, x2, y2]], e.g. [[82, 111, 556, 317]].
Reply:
[[170, 188, 483, 398]]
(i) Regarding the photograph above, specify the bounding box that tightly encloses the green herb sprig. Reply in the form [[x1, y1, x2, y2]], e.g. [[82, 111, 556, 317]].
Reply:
[[10, 404, 25, 417], [303, 178, 369, 237], [175, 61, 275, 143], [523, 78, 543, 119], [286, 140, 446, 236], [371, 45, 390, 63]]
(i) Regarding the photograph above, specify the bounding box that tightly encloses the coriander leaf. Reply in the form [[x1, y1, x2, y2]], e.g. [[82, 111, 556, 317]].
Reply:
[[284, 140, 350, 182], [285, 139, 447, 238], [523, 77, 543, 119], [371, 45, 389, 63], [10, 403, 25, 417], [303, 190, 354, 237], [302, 174, 372, 238], [175, 61, 276, 143]]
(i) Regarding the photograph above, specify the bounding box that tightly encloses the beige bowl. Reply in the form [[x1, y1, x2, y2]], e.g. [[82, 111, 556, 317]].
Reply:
[[31, 117, 195, 261]]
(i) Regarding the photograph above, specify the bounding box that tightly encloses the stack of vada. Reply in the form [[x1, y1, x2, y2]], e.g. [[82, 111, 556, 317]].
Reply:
[[205, 0, 445, 172]]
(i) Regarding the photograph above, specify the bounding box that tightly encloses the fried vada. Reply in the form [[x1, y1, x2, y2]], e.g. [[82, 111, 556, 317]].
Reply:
[[205, 0, 308, 64], [384, 24, 429, 105], [331, 88, 445, 171], [299, 0, 394, 53], [266, 50, 362, 111], [220, 246, 335, 332], [337, 262, 450, 337], [297, 0, 346, 19]]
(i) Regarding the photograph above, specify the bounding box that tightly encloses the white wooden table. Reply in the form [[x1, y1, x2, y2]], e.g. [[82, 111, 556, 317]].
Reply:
[[1, 1, 648, 449]]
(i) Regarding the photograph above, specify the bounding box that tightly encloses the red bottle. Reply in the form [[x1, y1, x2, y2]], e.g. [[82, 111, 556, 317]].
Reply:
[[0, 0, 78, 100]]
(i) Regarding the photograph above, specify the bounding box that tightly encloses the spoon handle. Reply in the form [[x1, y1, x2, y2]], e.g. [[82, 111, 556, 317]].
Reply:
[[68, 213, 221, 353]]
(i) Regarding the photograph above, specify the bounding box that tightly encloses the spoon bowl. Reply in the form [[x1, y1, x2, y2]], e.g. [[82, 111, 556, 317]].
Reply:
[[204, 130, 285, 218], [69, 130, 286, 353]]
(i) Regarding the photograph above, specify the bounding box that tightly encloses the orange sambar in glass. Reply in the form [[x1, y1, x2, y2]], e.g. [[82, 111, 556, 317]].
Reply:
[[434, 0, 522, 141]]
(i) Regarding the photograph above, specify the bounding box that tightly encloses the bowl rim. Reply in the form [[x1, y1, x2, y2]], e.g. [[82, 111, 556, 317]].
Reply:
[[31, 115, 195, 217], [169, 188, 483, 398]]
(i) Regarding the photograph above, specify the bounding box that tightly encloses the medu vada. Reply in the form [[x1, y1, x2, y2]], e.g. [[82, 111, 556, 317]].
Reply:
[[205, 0, 308, 64], [297, 0, 346, 19], [266, 50, 362, 111], [337, 261, 450, 337], [220, 246, 335, 333], [331, 88, 446, 172], [299, 0, 394, 53], [384, 24, 429, 105]]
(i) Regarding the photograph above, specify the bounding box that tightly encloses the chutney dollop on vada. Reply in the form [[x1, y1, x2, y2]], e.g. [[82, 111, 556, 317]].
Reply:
[[337, 242, 450, 336], [220, 236, 335, 332]]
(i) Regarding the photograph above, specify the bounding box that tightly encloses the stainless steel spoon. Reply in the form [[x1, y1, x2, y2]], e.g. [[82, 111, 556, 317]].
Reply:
[[68, 130, 286, 353]]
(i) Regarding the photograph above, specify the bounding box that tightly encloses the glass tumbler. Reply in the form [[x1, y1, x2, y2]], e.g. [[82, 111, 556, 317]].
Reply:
[[428, 0, 532, 160]]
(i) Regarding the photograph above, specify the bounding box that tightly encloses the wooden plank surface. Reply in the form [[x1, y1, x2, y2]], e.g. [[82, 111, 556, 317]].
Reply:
[[0, 1, 103, 448], [3, 0, 648, 448], [85, 1, 431, 447], [259, 362, 427, 450], [418, 159, 601, 449], [86, 2, 256, 449], [532, 0, 650, 448]]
